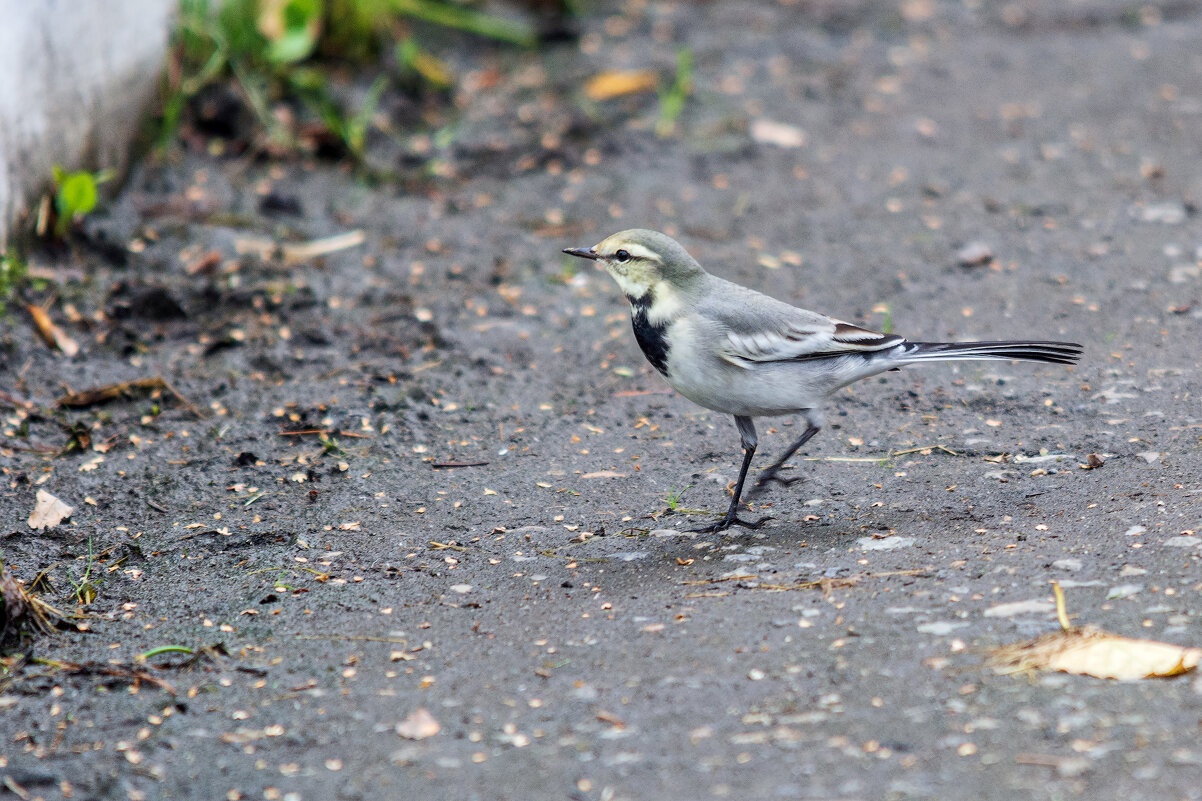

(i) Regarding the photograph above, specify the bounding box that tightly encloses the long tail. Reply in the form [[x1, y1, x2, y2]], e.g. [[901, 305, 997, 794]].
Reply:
[[897, 340, 1083, 366]]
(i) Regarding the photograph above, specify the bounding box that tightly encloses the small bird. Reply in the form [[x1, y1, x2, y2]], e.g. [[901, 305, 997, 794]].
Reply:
[[564, 229, 1082, 533]]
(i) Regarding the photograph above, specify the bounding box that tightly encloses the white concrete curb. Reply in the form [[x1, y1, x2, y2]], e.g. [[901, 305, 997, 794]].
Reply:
[[0, 0, 175, 245]]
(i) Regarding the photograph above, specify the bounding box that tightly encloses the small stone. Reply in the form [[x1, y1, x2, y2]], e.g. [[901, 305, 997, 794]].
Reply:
[[955, 241, 993, 267], [750, 118, 806, 148], [1056, 756, 1093, 778], [1137, 451, 1161, 464], [1124, 525, 1146, 537], [1168, 264, 1201, 284], [857, 536, 914, 551], [396, 708, 440, 740], [1137, 201, 1186, 224], [1052, 558, 1083, 572], [571, 683, 599, 701], [983, 600, 1055, 618], [1163, 535, 1201, 548], [917, 621, 969, 635]]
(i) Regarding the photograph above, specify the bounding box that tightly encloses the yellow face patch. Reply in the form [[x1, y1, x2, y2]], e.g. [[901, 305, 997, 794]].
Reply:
[[606, 259, 663, 297], [593, 236, 664, 299]]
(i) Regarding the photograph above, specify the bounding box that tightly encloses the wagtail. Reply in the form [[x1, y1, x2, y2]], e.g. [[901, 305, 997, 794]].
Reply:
[[564, 229, 1082, 533]]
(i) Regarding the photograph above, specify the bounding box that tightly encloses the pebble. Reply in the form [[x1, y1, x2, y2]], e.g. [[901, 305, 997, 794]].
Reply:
[[1052, 558, 1083, 571], [571, 684, 599, 701], [1168, 264, 1201, 284], [1137, 451, 1161, 464], [1137, 201, 1186, 224], [917, 621, 969, 635], [955, 241, 994, 267], [1124, 525, 1147, 537], [1163, 535, 1201, 548], [857, 536, 915, 551], [1056, 757, 1093, 778], [749, 118, 806, 148], [983, 599, 1055, 617], [611, 551, 649, 561]]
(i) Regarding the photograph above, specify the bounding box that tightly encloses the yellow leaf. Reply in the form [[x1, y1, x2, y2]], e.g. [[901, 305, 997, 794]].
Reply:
[[1050, 630, 1202, 679], [990, 582, 1202, 680], [991, 627, 1202, 680], [584, 70, 658, 101]]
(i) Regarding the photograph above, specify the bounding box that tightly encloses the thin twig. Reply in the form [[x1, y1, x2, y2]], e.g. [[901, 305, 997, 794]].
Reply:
[[891, 444, 960, 457]]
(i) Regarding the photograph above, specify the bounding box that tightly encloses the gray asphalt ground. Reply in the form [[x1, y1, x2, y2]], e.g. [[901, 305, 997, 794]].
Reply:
[[3, 1, 1202, 799]]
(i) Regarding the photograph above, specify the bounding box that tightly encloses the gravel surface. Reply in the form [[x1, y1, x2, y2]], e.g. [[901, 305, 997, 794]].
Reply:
[[3, 1, 1201, 799]]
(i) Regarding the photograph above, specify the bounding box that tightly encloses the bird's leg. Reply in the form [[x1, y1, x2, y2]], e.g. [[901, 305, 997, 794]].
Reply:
[[749, 424, 821, 495], [690, 416, 773, 533]]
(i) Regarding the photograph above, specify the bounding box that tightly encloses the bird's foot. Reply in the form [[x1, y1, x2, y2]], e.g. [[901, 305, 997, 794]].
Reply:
[[689, 512, 773, 534], [758, 474, 802, 489], [748, 468, 802, 496]]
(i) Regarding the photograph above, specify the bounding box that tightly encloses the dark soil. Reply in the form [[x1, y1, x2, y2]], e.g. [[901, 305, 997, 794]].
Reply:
[[3, 1, 1202, 799]]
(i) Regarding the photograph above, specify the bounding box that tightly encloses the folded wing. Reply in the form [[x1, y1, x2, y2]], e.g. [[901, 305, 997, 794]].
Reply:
[[697, 279, 903, 367]]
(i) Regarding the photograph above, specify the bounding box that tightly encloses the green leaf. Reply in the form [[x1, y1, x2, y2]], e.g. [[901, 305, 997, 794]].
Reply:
[[266, 28, 317, 63], [264, 0, 322, 64], [56, 171, 99, 218]]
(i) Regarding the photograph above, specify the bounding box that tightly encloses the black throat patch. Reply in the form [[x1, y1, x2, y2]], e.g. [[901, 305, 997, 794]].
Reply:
[[629, 295, 670, 376]]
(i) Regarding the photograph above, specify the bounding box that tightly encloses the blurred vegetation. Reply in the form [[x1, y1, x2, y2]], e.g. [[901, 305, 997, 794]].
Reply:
[[52, 166, 116, 239], [160, 0, 551, 160], [656, 46, 693, 138], [0, 254, 28, 314]]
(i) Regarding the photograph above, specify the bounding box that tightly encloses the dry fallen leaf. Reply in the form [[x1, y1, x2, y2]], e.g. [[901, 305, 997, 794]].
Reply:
[[28, 490, 74, 530], [396, 707, 440, 740], [989, 583, 1201, 680], [27, 304, 79, 356], [584, 70, 657, 101], [991, 627, 1201, 680], [1050, 630, 1200, 678]]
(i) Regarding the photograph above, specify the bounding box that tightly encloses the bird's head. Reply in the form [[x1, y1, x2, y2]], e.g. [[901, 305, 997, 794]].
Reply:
[[563, 229, 704, 302]]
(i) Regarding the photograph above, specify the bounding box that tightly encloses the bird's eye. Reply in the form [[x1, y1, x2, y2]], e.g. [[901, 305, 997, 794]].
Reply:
[[614, 249, 631, 263]]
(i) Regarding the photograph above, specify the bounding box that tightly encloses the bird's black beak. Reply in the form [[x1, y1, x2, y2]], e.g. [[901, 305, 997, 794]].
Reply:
[[562, 247, 598, 260]]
